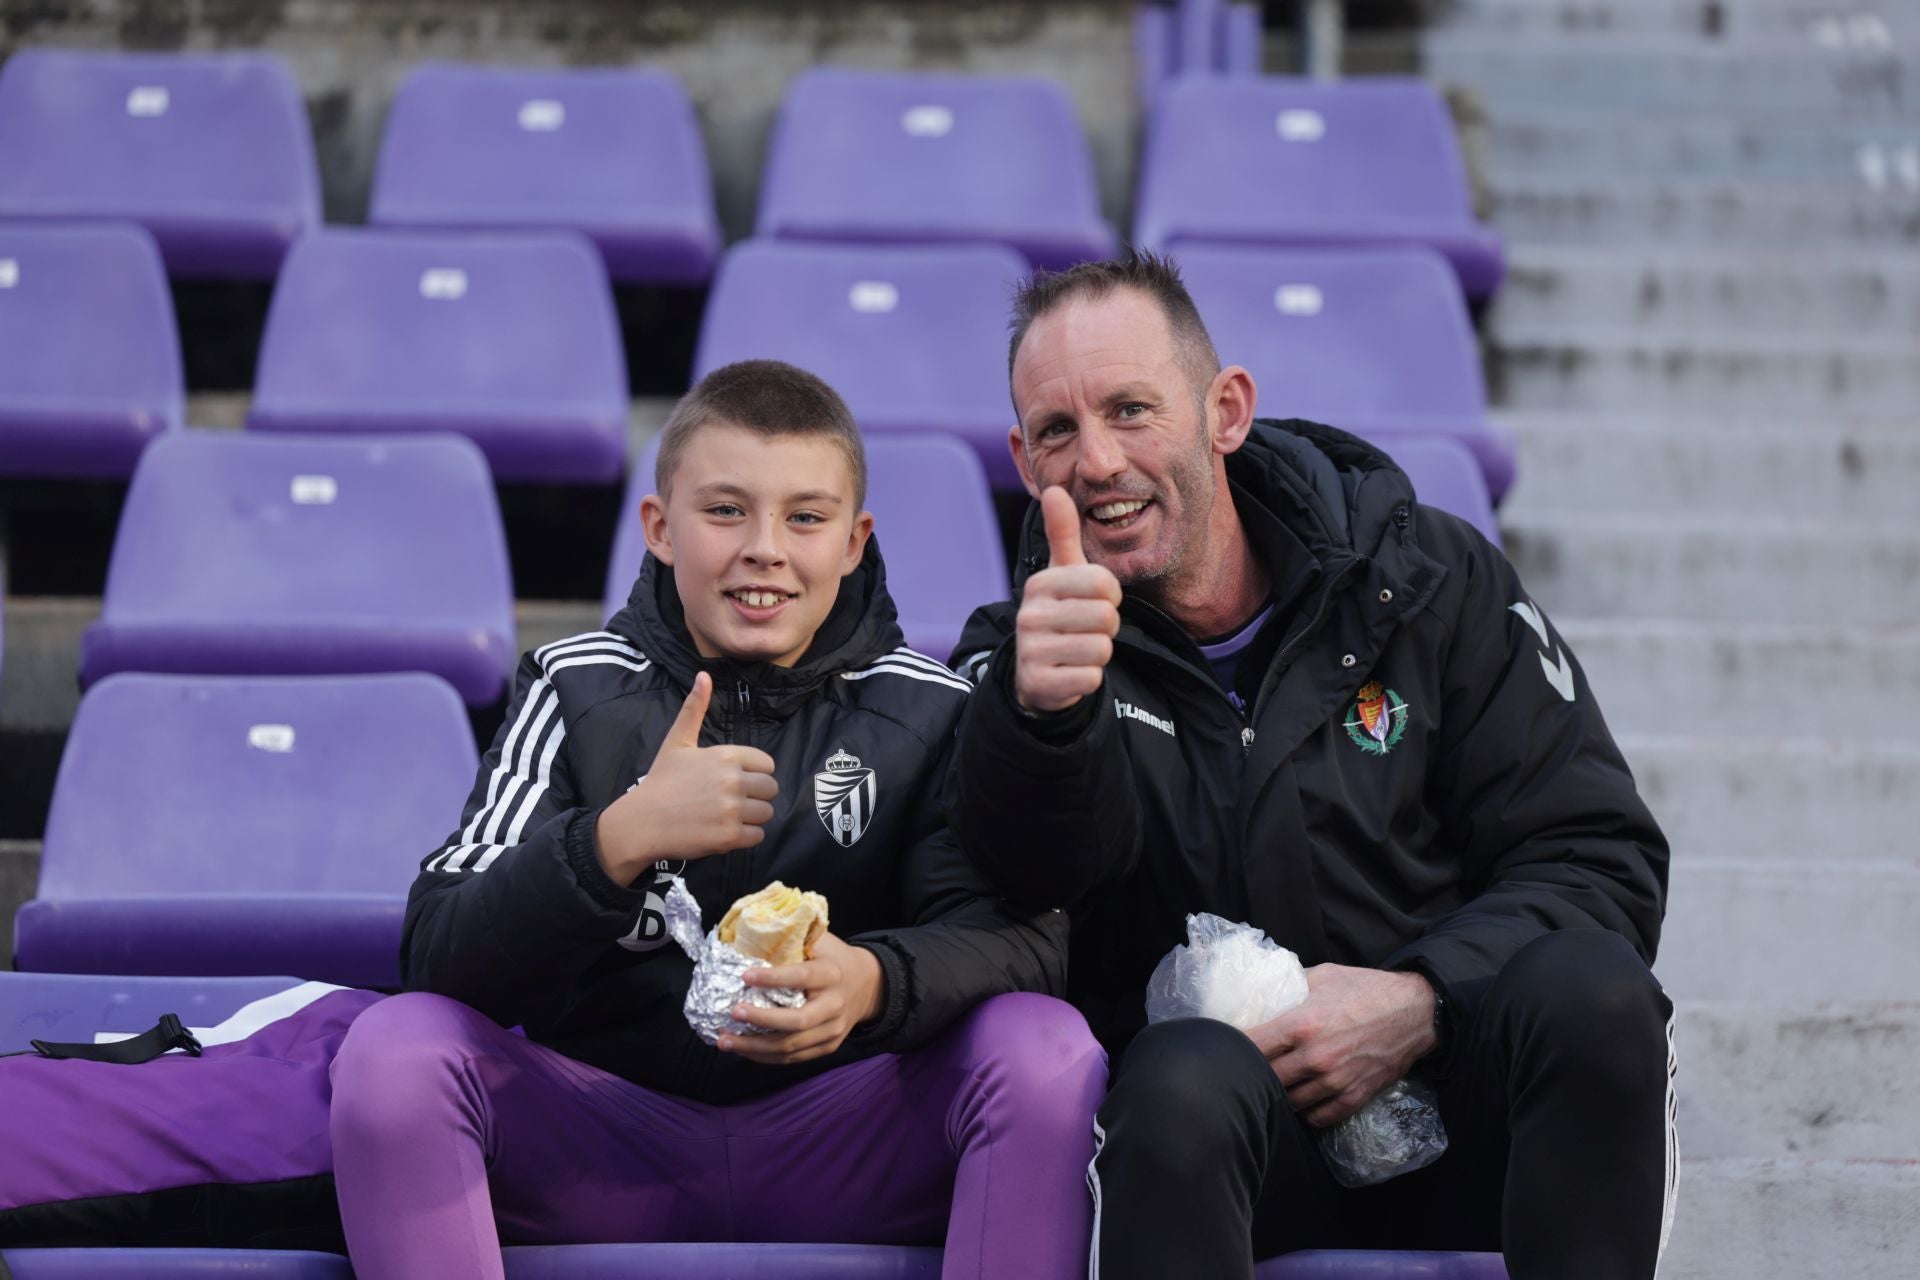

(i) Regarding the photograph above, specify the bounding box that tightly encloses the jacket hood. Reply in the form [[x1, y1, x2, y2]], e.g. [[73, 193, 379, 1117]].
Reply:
[[1010, 418, 1419, 589], [606, 533, 906, 718]]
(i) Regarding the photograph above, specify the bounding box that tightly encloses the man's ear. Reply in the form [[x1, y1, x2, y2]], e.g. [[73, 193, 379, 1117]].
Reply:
[[640, 492, 674, 566], [1208, 365, 1258, 456], [1008, 423, 1041, 498], [842, 509, 875, 576]]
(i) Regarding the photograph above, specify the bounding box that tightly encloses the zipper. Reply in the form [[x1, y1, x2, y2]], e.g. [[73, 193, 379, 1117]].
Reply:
[[725, 678, 754, 903], [1252, 553, 1366, 725]]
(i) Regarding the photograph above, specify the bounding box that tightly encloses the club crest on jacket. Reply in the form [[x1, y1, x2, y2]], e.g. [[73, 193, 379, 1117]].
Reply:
[[814, 748, 877, 847], [1343, 681, 1410, 756]]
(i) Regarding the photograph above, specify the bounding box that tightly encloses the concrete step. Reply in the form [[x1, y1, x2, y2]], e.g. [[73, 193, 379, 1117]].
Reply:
[[1655, 859, 1919, 1002], [1677, 1000, 1920, 1159], [1488, 179, 1920, 247], [1619, 733, 1919, 861], [1659, 1155, 1920, 1279], [1437, 0, 1920, 45], [1555, 617, 1920, 738], [1500, 413, 1920, 525], [1489, 328, 1920, 411], [1484, 112, 1920, 186], [0, 839, 35, 972], [1503, 515, 1920, 624], [1425, 35, 1919, 112], [1491, 245, 1920, 333]]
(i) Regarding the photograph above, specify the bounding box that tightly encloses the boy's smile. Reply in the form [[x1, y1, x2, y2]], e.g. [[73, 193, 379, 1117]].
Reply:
[[642, 422, 873, 668]]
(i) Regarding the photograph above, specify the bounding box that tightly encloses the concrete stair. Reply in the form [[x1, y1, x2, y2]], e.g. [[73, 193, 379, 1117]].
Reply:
[[1431, 0, 1920, 1267]]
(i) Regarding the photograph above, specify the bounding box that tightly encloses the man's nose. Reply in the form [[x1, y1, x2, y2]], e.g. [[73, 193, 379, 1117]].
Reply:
[[1075, 420, 1127, 485]]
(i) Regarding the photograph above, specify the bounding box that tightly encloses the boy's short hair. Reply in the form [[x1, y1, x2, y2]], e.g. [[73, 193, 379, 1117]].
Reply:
[[655, 360, 868, 509]]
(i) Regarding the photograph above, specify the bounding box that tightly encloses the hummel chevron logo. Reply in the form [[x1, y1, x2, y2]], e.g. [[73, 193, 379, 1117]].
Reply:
[[1510, 602, 1576, 703]]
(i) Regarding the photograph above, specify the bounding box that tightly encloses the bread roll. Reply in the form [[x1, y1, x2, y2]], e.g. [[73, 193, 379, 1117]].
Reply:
[[717, 881, 829, 966]]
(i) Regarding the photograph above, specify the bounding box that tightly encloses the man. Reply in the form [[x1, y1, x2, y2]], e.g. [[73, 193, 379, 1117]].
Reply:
[[948, 254, 1673, 1279]]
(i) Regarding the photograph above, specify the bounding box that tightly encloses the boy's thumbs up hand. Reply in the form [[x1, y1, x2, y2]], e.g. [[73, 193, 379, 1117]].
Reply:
[[1014, 487, 1122, 714], [595, 673, 780, 885]]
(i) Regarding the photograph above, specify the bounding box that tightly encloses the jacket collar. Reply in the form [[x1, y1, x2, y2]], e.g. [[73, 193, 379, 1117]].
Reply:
[[606, 534, 906, 720]]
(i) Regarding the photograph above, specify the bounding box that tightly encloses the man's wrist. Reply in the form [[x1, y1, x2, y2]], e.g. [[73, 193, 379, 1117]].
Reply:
[[1401, 970, 1441, 1059]]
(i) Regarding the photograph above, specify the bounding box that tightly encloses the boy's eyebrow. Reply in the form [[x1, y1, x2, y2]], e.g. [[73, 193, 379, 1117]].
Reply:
[[690, 482, 846, 506]]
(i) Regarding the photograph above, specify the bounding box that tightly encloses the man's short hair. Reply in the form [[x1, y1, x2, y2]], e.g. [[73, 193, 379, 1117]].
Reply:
[[655, 359, 868, 509], [1007, 250, 1222, 403]]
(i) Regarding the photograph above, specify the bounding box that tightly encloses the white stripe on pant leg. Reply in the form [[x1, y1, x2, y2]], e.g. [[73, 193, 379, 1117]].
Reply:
[[1086, 1117, 1107, 1280], [1655, 1010, 1680, 1271]]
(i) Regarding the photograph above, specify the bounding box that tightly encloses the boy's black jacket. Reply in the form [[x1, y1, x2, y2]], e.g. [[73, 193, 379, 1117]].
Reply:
[[948, 419, 1669, 1065], [403, 536, 1066, 1105]]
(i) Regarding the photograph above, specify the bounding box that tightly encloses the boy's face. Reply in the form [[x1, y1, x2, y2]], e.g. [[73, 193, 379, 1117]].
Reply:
[[641, 422, 872, 669]]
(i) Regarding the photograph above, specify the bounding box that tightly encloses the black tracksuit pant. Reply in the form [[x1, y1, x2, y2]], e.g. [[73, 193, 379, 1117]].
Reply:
[[1089, 930, 1677, 1279]]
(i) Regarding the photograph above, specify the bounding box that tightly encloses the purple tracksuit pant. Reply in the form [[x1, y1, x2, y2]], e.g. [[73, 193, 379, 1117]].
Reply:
[[0, 986, 1105, 1277]]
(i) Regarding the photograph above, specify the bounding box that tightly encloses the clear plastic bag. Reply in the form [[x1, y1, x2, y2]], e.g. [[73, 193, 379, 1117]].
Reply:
[[1143, 912, 1447, 1188], [1319, 1077, 1449, 1188], [1144, 913, 1310, 1028]]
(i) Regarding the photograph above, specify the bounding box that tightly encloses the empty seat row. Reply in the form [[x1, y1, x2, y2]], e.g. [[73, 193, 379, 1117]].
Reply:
[[0, 49, 1497, 295], [0, 226, 1511, 498]]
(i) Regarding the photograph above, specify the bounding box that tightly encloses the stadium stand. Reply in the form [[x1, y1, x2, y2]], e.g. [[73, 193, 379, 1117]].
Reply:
[[691, 238, 1028, 486], [12, 672, 476, 987], [607, 432, 1007, 665], [369, 64, 722, 286], [756, 66, 1116, 271], [1175, 243, 1515, 500], [0, 1252, 351, 1278], [0, 48, 321, 279], [1254, 1254, 1507, 1278], [1133, 77, 1505, 300], [0, 223, 181, 480], [0, 971, 308, 1050], [76, 431, 515, 706], [247, 228, 629, 484], [1136, 0, 1263, 89], [498, 1245, 941, 1277]]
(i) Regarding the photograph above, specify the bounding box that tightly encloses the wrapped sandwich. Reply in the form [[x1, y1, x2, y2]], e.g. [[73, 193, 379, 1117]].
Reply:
[[665, 879, 828, 1045]]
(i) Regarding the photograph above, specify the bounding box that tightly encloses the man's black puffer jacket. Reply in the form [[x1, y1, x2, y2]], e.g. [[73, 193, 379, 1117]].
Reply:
[[948, 419, 1668, 1065], [403, 536, 1067, 1105]]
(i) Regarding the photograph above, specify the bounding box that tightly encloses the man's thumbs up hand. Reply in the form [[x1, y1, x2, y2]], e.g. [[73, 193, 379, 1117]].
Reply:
[[595, 672, 781, 885], [1014, 487, 1123, 714]]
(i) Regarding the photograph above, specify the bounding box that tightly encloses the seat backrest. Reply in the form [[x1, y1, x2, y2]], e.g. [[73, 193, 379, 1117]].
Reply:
[[1179, 244, 1485, 423], [98, 430, 512, 631], [369, 63, 719, 282], [40, 672, 478, 897], [0, 48, 320, 276], [693, 239, 1023, 445], [251, 228, 627, 426], [1135, 77, 1478, 251], [0, 222, 181, 430], [756, 66, 1113, 270], [1388, 437, 1501, 549], [0, 972, 306, 1053], [606, 434, 1007, 664]]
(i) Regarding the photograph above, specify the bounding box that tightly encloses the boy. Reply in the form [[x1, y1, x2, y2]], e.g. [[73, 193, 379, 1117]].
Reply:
[[327, 360, 1104, 1279], [0, 361, 1101, 1278]]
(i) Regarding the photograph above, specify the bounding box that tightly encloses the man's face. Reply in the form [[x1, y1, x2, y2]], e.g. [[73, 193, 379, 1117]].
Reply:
[[642, 423, 872, 668], [1009, 290, 1220, 589]]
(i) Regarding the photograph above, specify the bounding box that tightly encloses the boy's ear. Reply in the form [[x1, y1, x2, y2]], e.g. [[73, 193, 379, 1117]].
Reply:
[[640, 492, 674, 565], [842, 509, 875, 576]]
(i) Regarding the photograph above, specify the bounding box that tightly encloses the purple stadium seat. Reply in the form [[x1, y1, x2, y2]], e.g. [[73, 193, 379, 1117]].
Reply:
[[1135, 78, 1505, 299], [503, 1244, 941, 1279], [369, 64, 721, 285], [248, 228, 628, 484], [756, 67, 1116, 272], [1255, 1250, 1508, 1278], [0, 48, 321, 279], [0, 972, 306, 1053], [1, 1249, 353, 1278], [608, 433, 1007, 666], [78, 431, 516, 706], [0, 223, 181, 479], [1175, 244, 1515, 500], [13, 673, 478, 986], [692, 240, 1027, 487], [1390, 437, 1501, 549]]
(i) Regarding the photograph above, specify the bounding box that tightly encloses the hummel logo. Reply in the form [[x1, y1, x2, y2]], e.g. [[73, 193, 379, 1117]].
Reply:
[[1114, 699, 1177, 737], [1510, 601, 1576, 703]]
